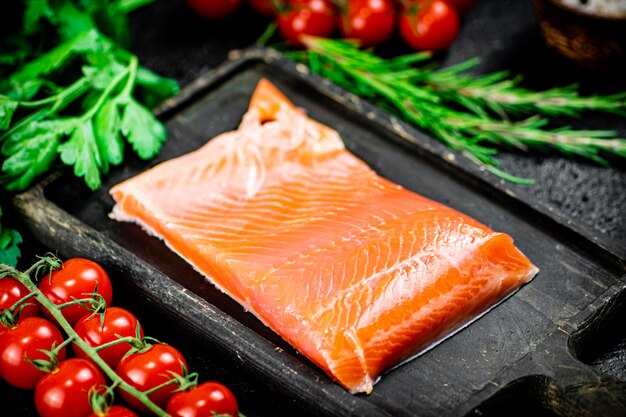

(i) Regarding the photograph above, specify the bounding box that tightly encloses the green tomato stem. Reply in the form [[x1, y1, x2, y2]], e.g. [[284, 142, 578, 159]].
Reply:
[[0, 288, 38, 329], [256, 22, 277, 46], [53, 333, 76, 354], [2, 261, 170, 417], [143, 376, 180, 395], [92, 336, 140, 352], [56, 294, 103, 310], [8, 291, 37, 312], [0, 310, 17, 329]]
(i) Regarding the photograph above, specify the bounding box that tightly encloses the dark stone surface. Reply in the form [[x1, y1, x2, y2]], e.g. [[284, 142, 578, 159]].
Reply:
[[5, 0, 625, 416]]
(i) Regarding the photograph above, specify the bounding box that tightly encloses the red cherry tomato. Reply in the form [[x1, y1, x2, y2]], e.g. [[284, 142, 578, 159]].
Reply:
[[187, 0, 242, 19], [73, 307, 144, 369], [35, 358, 106, 417], [116, 343, 187, 412], [449, 0, 474, 15], [88, 405, 139, 417], [0, 317, 66, 389], [248, 0, 275, 16], [277, 0, 336, 45], [399, 0, 460, 51], [166, 382, 239, 417], [338, 0, 396, 46], [0, 276, 39, 333], [39, 258, 113, 326]]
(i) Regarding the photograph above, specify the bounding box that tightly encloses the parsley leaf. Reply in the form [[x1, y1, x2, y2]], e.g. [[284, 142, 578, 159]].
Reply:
[[23, 0, 56, 35], [54, 1, 99, 42], [0, 228, 22, 266], [8, 30, 103, 92], [121, 97, 166, 160], [0, 207, 22, 266], [58, 120, 103, 190], [0, 96, 18, 130], [1, 120, 68, 191], [94, 99, 124, 171], [83, 61, 126, 90], [136, 67, 180, 108], [92, 1, 132, 48]]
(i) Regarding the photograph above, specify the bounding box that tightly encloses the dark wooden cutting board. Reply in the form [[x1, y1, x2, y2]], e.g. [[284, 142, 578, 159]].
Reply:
[[13, 49, 626, 417]]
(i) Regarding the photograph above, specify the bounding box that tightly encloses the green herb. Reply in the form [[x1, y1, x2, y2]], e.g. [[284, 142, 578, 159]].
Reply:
[[293, 37, 626, 182], [420, 59, 626, 118], [0, 0, 180, 264], [1, 31, 175, 191], [0, 207, 21, 266]]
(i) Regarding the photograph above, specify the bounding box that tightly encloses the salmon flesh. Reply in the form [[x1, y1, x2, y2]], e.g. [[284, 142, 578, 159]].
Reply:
[[110, 80, 538, 393]]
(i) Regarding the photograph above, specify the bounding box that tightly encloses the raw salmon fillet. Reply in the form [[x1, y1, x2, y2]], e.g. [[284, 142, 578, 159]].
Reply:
[[110, 80, 538, 393]]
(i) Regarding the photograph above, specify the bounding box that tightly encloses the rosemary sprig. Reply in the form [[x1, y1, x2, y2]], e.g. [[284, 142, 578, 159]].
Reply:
[[297, 37, 626, 183], [421, 59, 626, 118]]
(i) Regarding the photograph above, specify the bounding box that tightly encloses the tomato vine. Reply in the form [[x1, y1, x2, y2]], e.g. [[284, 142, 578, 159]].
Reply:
[[0, 256, 170, 416]]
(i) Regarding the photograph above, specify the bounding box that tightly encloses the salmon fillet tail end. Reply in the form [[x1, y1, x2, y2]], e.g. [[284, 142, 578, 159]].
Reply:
[[309, 233, 538, 394], [109, 79, 539, 395]]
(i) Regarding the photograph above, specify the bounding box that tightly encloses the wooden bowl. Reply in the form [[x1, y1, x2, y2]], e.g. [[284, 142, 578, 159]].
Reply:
[[533, 0, 626, 71]]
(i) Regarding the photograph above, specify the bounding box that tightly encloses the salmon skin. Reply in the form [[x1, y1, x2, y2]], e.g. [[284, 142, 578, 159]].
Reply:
[[110, 80, 538, 394]]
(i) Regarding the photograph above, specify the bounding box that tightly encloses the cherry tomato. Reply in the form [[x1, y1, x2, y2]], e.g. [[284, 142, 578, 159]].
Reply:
[[277, 0, 336, 45], [248, 0, 275, 16], [399, 0, 460, 51], [39, 258, 113, 326], [0, 317, 66, 389], [88, 405, 139, 417], [35, 358, 106, 417], [187, 0, 242, 19], [166, 382, 239, 417], [338, 0, 396, 46], [74, 307, 144, 369], [0, 276, 39, 332], [449, 0, 474, 15], [116, 343, 187, 412]]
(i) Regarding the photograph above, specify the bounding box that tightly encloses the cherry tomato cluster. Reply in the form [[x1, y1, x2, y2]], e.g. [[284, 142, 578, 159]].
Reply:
[[0, 258, 240, 417], [186, 0, 475, 51]]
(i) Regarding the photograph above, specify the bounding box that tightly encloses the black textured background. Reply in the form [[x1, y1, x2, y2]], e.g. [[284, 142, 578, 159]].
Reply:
[[3, 0, 626, 416]]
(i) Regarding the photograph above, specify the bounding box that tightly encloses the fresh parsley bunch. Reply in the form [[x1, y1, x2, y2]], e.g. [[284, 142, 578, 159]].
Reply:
[[0, 0, 180, 265]]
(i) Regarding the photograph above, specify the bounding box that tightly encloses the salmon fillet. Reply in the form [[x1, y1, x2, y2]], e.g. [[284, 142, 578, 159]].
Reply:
[[110, 80, 538, 393]]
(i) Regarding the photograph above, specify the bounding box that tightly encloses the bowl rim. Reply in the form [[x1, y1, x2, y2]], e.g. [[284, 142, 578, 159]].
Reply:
[[543, 0, 626, 22]]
